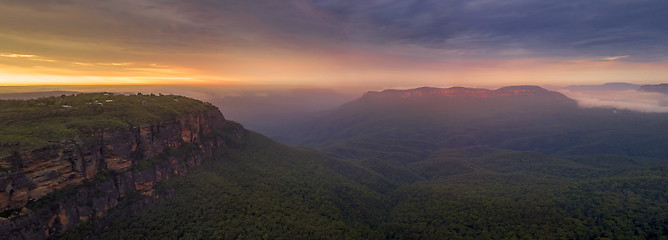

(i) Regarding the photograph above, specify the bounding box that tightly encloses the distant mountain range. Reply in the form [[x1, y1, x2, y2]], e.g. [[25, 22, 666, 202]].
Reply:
[[255, 84, 668, 239], [268, 85, 668, 160], [356, 85, 576, 110], [364, 85, 569, 99], [565, 82, 640, 91], [565, 82, 668, 94], [639, 83, 668, 94], [2, 87, 667, 239]]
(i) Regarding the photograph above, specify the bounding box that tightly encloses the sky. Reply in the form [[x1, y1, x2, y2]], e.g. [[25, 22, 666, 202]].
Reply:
[[2, 0, 668, 91]]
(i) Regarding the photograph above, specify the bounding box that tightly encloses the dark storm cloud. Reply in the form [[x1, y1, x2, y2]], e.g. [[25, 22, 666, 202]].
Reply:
[[3, 0, 668, 62], [304, 0, 668, 60]]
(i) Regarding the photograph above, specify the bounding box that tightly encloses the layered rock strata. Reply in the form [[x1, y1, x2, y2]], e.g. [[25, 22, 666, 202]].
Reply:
[[0, 109, 244, 239]]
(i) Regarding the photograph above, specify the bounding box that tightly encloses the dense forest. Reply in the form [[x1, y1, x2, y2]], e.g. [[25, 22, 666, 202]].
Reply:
[[2, 90, 667, 239], [56, 134, 668, 239], [5, 0, 668, 238]]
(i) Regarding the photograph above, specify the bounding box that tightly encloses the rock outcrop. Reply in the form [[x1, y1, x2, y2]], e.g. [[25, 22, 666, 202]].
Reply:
[[0, 108, 245, 240], [354, 86, 577, 110], [362, 86, 568, 99]]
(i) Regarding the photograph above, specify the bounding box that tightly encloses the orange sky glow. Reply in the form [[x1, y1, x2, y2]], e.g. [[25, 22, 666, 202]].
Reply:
[[3, 50, 668, 91], [2, 1, 668, 92]]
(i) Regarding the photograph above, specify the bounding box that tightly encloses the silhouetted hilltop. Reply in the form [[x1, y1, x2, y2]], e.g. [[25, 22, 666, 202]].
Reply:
[[639, 83, 668, 94], [362, 85, 566, 99], [565, 82, 640, 91]]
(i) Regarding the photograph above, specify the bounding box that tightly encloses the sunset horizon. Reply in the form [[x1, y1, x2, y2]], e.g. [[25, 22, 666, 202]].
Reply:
[[2, 1, 668, 239], [3, 1, 668, 90]]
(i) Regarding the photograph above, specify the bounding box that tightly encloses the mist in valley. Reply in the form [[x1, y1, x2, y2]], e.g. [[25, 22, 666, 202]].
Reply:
[[6, 83, 668, 131], [3, 0, 668, 238], [0, 85, 357, 133], [559, 87, 668, 113]]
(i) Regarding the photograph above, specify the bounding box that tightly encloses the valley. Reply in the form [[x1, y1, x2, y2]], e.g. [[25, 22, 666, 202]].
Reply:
[[1, 87, 667, 239], [5, 1, 668, 239]]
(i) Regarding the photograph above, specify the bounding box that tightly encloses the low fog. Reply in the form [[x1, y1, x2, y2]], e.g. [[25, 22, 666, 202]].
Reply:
[[0, 85, 355, 133], [560, 89, 668, 113], [5, 84, 668, 134]]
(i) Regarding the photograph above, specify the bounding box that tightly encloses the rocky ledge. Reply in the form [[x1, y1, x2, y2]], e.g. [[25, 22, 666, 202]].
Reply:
[[0, 106, 245, 240]]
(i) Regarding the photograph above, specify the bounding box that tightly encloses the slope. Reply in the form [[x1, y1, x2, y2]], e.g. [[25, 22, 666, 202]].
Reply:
[[0, 93, 244, 239], [57, 132, 393, 240], [4, 89, 666, 239], [267, 85, 668, 162], [59, 136, 668, 240]]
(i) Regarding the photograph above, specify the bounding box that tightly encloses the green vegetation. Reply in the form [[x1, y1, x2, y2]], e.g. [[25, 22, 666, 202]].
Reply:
[[268, 93, 668, 160], [133, 142, 201, 171], [67, 92, 666, 239], [5, 92, 665, 239], [56, 132, 388, 240], [382, 148, 668, 239], [0, 93, 217, 156], [25, 184, 80, 211], [51, 133, 667, 239]]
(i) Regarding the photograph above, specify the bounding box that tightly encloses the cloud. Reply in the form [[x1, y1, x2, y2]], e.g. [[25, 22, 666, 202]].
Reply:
[[1, 53, 55, 62], [4, 0, 668, 62], [0, 53, 36, 58], [594, 56, 630, 62], [319, 0, 668, 60], [98, 62, 133, 66], [2, 0, 668, 86], [561, 89, 668, 113]]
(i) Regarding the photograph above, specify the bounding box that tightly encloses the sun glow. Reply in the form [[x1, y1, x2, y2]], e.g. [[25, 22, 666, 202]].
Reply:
[[2, 48, 668, 89], [0, 52, 224, 86], [0, 73, 193, 85]]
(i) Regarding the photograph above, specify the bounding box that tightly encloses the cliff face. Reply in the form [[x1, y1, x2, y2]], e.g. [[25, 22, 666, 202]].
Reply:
[[0, 109, 244, 240], [354, 86, 577, 111], [362, 86, 569, 99]]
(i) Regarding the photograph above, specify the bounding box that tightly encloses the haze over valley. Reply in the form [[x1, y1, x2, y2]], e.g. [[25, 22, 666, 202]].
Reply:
[[2, 0, 668, 239]]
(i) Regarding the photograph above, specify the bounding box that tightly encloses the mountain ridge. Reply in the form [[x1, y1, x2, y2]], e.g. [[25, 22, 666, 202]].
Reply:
[[1, 89, 667, 239], [565, 82, 640, 91], [266, 84, 668, 160], [362, 85, 567, 99], [639, 83, 668, 94]]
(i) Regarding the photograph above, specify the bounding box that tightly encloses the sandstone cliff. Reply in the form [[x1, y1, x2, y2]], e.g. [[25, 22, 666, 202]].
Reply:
[[362, 86, 569, 99], [0, 107, 245, 240]]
